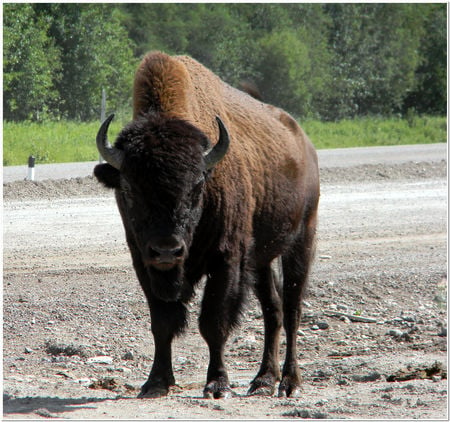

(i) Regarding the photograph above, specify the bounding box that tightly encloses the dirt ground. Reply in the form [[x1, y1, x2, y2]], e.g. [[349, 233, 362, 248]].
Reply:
[[3, 159, 448, 419]]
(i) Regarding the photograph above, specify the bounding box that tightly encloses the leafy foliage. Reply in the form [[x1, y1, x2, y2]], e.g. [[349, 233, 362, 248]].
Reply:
[[2, 3, 446, 122], [3, 4, 61, 121]]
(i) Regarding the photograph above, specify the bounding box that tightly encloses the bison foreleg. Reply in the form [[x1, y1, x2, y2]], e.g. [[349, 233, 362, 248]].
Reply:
[[138, 296, 188, 398], [199, 260, 246, 399]]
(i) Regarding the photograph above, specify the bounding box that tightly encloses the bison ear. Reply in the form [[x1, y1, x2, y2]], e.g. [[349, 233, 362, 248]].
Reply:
[[94, 163, 121, 189]]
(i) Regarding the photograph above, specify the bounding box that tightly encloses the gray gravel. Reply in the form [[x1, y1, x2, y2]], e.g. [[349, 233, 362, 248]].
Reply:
[[3, 145, 447, 419]]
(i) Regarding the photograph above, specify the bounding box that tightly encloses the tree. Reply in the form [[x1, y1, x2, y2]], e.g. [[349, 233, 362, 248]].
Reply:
[[39, 4, 136, 120], [324, 4, 423, 120], [403, 4, 447, 115], [3, 3, 61, 121], [235, 4, 332, 118]]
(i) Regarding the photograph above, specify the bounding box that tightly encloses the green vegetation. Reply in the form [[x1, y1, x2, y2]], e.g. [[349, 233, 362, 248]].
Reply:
[[3, 120, 123, 166], [4, 117, 446, 166], [303, 116, 447, 149], [3, 3, 446, 122], [3, 3, 446, 166]]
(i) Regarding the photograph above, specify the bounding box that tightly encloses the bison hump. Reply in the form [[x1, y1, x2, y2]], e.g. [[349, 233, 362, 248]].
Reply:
[[133, 51, 193, 119]]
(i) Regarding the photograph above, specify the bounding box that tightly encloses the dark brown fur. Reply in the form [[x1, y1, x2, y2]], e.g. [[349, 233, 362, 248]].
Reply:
[[94, 51, 320, 399]]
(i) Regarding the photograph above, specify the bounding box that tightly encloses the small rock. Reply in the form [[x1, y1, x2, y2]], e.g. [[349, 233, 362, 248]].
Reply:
[[87, 356, 113, 365], [438, 327, 447, 337], [317, 321, 329, 330], [416, 398, 427, 407], [89, 377, 119, 391], [313, 369, 332, 380], [24, 347, 33, 354], [122, 351, 134, 360], [387, 329, 404, 338], [74, 378, 92, 386], [352, 372, 381, 383], [282, 409, 328, 419], [297, 330, 306, 336], [400, 312, 416, 323], [311, 325, 320, 331], [35, 408, 57, 418]]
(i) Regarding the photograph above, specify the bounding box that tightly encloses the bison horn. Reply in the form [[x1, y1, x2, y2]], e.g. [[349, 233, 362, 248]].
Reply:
[[96, 113, 124, 170], [204, 116, 230, 169]]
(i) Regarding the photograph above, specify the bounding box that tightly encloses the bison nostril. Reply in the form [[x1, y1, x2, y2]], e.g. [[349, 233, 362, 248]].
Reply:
[[147, 246, 161, 259], [146, 240, 185, 263], [172, 246, 184, 258]]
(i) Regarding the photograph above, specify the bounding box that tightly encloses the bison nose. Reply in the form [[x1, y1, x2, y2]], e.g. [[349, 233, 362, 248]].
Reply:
[[146, 236, 186, 268]]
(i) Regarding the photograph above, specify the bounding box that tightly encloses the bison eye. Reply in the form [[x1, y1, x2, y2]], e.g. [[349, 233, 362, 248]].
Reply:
[[120, 177, 134, 207], [191, 177, 205, 200]]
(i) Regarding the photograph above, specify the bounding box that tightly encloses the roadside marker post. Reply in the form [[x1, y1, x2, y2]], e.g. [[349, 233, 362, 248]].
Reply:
[[26, 155, 35, 181]]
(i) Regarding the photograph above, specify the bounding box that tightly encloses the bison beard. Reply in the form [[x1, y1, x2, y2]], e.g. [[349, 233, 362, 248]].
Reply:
[[93, 51, 320, 400], [146, 264, 185, 302]]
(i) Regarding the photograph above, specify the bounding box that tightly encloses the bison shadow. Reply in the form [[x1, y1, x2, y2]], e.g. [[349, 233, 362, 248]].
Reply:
[[3, 393, 120, 417]]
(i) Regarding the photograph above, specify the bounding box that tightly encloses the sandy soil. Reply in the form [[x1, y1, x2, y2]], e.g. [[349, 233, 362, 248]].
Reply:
[[3, 159, 447, 419]]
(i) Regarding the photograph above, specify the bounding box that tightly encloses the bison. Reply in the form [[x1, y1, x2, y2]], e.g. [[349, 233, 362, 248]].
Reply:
[[94, 51, 320, 399]]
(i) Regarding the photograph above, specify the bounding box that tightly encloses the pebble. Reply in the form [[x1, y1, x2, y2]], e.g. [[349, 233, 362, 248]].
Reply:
[[282, 409, 328, 419], [352, 372, 381, 382], [24, 347, 33, 354], [317, 321, 329, 330], [387, 329, 404, 338], [87, 356, 113, 365], [116, 367, 131, 374], [122, 351, 134, 360], [74, 378, 93, 386], [35, 408, 57, 418]]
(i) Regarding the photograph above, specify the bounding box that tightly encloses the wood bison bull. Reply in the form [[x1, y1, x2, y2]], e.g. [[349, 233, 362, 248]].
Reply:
[[94, 51, 320, 399]]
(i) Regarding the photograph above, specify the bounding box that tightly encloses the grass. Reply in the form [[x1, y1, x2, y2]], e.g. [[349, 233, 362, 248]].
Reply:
[[303, 115, 447, 150], [3, 115, 447, 166], [3, 119, 124, 166]]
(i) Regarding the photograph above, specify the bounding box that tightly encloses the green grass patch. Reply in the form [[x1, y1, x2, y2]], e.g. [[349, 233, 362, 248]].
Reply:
[[3, 116, 447, 166], [303, 115, 447, 150], [3, 119, 124, 166]]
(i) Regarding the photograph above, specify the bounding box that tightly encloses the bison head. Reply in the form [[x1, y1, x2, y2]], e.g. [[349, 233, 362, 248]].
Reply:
[[94, 113, 229, 301]]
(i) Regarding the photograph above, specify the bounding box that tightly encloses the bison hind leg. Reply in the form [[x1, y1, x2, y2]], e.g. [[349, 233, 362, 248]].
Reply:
[[278, 210, 317, 398], [248, 262, 283, 396]]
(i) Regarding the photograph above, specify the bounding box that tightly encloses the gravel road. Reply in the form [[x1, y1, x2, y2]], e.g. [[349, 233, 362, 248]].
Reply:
[[3, 145, 447, 419]]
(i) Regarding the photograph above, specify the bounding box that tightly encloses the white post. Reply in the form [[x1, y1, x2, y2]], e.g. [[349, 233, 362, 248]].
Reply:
[[26, 155, 35, 181]]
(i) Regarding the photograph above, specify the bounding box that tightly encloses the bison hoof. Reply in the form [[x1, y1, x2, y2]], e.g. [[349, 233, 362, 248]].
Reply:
[[138, 380, 173, 398], [247, 376, 277, 396], [203, 379, 232, 399], [278, 376, 301, 398]]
